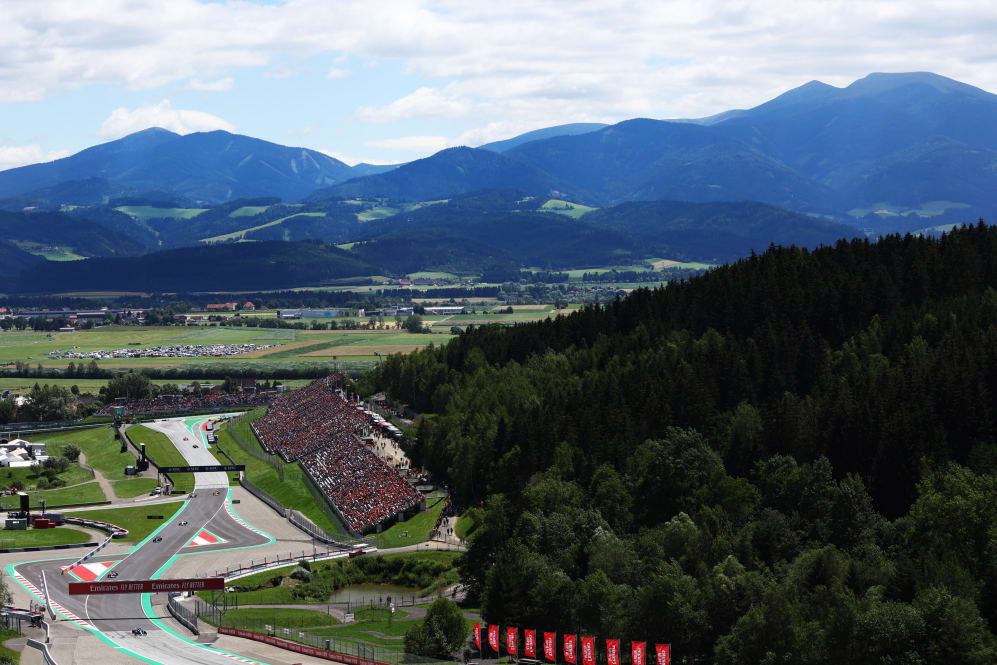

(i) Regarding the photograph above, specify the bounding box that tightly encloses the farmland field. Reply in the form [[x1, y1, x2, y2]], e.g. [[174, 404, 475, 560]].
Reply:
[[115, 206, 207, 220], [0, 324, 451, 370], [541, 198, 598, 218]]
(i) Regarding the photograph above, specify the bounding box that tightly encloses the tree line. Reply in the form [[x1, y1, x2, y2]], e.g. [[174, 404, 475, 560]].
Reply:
[[364, 222, 997, 664]]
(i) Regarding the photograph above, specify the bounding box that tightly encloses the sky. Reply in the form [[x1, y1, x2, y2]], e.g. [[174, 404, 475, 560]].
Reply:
[[2, 0, 997, 170]]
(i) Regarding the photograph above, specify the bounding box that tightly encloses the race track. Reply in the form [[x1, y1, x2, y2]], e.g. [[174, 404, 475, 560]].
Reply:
[[12, 416, 279, 665]]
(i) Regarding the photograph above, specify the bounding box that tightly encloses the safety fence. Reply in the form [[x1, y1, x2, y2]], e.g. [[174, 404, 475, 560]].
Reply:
[[226, 420, 284, 480], [217, 626, 393, 665], [168, 593, 199, 635]]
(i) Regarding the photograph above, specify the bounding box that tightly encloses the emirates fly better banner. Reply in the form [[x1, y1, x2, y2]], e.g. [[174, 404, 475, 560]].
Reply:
[[656, 644, 671, 665], [564, 634, 577, 664], [473, 623, 481, 650], [543, 632, 556, 661], [632, 642, 646, 665], [488, 625, 500, 653], [507, 628, 518, 656], [581, 637, 595, 665], [606, 639, 620, 665], [524, 629, 536, 658]]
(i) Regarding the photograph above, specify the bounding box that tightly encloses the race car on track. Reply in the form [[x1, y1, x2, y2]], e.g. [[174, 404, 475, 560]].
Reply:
[[213, 490, 220, 496], [107, 571, 118, 578], [178, 521, 188, 526], [132, 627, 146, 636]]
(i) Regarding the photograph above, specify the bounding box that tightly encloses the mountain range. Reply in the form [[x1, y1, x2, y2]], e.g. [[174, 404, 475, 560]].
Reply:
[[3, 72, 995, 222]]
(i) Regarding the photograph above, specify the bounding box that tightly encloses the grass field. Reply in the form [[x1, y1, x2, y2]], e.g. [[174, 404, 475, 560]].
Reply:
[[35, 426, 141, 483], [0, 449, 92, 492], [64, 500, 184, 542], [209, 607, 339, 631], [115, 206, 207, 220], [229, 206, 271, 218], [201, 212, 326, 243], [213, 409, 344, 534], [111, 477, 160, 498], [0, 627, 23, 663], [455, 508, 481, 541], [370, 496, 446, 549], [0, 527, 92, 548], [406, 271, 458, 280], [0, 324, 447, 370], [541, 199, 598, 219], [0, 482, 105, 509], [126, 425, 194, 493]]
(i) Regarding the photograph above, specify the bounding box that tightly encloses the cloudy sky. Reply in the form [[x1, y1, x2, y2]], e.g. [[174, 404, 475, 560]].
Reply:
[[1, 0, 996, 170]]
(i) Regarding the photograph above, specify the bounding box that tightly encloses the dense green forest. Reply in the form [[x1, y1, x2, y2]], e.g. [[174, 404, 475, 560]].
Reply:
[[364, 223, 997, 664]]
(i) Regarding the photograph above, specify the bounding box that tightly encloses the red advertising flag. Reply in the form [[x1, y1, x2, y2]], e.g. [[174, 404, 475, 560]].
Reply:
[[507, 628, 518, 656], [606, 639, 620, 665], [543, 632, 557, 661], [488, 625, 500, 653], [581, 637, 596, 665], [655, 644, 671, 665], [632, 642, 646, 665], [473, 623, 481, 650], [525, 629, 537, 658], [564, 634, 577, 664]]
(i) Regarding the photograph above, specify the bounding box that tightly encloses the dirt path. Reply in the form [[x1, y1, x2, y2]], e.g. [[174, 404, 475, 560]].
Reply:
[[78, 451, 116, 502]]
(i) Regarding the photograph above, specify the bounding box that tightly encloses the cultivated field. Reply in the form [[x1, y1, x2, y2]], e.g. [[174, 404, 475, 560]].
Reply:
[[0, 324, 453, 370]]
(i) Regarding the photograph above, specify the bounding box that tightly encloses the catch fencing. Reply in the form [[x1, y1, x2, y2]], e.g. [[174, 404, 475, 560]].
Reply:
[[226, 421, 284, 480], [168, 593, 199, 635]]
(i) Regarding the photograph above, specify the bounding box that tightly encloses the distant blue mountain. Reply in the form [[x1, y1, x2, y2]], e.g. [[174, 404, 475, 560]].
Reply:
[[0, 128, 354, 204], [477, 123, 608, 152]]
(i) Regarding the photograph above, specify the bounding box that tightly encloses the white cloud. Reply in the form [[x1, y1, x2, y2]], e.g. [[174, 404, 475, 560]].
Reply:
[[355, 86, 472, 123], [187, 77, 234, 92], [4, 0, 997, 162], [97, 100, 236, 139], [365, 135, 450, 153], [326, 67, 350, 79], [0, 144, 71, 170]]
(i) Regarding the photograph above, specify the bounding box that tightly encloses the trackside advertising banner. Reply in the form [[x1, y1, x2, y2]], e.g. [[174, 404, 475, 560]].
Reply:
[[656, 644, 671, 665], [473, 623, 481, 650], [507, 627, 518, 656], [632, 642, 646, 665], [581, 637, 595, 665], [564, 634, 577, 664], [525, 629, 537, 658], [488, 625, 500, 653], [544, 632, 557, 661], [606, 639, 620, 665]]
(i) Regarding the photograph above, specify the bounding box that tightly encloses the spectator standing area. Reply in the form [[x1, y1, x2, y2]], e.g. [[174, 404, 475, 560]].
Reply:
[[252, 374, 424, 535]]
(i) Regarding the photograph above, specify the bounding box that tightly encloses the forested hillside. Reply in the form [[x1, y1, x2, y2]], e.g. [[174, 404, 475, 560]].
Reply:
[[365, 222, 997, 664]]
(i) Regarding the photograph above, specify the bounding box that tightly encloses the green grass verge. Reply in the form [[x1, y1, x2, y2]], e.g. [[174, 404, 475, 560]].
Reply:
[[206, 607, 339, 630], [34, 426, 139, 481], [0, 627, 22, 663], [126, 425, 194, 493], [0, 482, 105, 510], [214, 410, 344, 534], [63, 500, 184, 542], [0, 527, 92, 548], [455, 508, 482, 540], [111, 477, 161, 498], [541, 199, 597, 219], [370, 496, 445, 549]]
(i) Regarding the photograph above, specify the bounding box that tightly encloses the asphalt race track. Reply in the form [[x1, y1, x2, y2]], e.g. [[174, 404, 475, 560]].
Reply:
[[12, 416, 278, 665]]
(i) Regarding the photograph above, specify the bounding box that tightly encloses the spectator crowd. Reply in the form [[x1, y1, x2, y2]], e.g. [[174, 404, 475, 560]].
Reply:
[[97, 391, 272, 416], [252, 375, 422, 533]]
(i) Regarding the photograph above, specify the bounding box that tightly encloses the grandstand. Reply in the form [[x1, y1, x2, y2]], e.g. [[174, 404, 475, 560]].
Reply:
[[251, 375, 423, 535]]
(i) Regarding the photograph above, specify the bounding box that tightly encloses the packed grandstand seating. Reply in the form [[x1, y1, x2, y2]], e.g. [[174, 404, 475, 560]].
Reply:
[[97, 391, 272, 416], [252, 374, 422, 533], [251, 375, 370, 462]]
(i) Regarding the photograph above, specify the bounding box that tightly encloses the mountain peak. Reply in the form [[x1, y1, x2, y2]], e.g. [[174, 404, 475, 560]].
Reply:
[[844, 71, 995, 99]]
